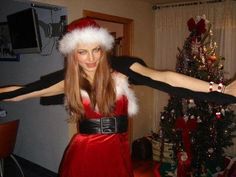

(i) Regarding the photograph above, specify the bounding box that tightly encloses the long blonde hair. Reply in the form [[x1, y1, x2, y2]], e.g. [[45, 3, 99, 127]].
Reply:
[[64, 48, 116, 121]]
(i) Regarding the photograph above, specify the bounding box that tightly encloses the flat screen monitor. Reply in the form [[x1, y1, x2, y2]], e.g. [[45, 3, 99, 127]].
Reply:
[[7, 8, 42, 54]]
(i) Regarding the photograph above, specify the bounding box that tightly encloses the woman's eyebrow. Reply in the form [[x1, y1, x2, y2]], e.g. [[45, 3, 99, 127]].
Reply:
[[77, 46, 101, 51]]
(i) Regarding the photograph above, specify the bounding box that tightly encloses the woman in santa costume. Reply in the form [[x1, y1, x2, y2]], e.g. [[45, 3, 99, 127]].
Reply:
[[52, 17, 139, 177]]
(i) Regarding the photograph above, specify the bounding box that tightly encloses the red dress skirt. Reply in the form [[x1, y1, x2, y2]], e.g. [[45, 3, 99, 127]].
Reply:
[[59, 95, 134, 177]]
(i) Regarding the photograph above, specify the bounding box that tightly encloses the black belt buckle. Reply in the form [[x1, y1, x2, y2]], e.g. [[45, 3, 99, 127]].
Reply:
[[100, 117, 117, 134]]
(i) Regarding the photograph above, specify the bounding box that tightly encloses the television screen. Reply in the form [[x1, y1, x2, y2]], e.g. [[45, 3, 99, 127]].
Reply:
[[7, 8, 42, 54]]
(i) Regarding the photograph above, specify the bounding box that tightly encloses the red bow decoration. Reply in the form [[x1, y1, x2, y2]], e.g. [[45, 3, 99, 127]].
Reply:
[[175, 117, 197, 177], [187, 18, 206, 35]]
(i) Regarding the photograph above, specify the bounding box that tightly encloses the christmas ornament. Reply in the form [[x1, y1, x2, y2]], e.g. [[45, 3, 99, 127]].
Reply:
[[188, 99, 196, 108], [207, 148, 214, 154], [215, 112, 221, 119], [191, 39, 201, 55], [221, 108, 225, 116], [197, 116, 202, 123], [208, 54, 217, 61]]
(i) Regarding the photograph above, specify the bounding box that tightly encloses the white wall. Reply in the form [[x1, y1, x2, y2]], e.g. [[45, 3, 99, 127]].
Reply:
[[0, 0, 68, 172]]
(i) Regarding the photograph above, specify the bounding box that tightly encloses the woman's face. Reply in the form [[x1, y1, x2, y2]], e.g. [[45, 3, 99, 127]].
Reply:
[[75, 43, 103, 77]]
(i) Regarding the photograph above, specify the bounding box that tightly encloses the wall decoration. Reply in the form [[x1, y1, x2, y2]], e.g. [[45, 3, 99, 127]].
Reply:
[[0, 22, 19, 61]]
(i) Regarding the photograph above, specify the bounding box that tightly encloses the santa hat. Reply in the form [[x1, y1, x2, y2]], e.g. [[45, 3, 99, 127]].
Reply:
[[59, 17, 114, 55]]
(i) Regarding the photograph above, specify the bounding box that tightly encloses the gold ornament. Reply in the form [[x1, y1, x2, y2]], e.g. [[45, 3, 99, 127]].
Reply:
[[208, 54, 217, 61]]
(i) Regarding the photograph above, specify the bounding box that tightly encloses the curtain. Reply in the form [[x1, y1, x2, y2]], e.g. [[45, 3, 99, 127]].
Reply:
[[153, 0, 236, 156]]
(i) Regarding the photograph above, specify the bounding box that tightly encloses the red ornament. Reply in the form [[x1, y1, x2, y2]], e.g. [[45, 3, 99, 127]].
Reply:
[[216, 112, 221, 119]]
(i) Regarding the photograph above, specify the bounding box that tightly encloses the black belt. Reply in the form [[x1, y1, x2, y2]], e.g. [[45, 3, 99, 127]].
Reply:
[[79, 116, 128, 134]]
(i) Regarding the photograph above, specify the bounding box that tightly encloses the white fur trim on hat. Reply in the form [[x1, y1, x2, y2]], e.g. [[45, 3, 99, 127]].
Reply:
[[59, 27, 114, 55]]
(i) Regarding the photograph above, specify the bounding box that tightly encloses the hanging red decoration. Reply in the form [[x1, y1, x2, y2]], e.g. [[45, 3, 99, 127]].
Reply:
[[175, 117, 198, 160], [187, 18, 206, 35], [175, 117, 198, 177]]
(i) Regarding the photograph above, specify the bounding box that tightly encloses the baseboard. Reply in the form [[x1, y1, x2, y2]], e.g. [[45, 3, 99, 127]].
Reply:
[[15, 155, 58, 177]]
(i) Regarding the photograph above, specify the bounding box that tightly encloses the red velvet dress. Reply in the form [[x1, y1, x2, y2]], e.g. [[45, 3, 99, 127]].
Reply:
[[59, 74, 138, 177]]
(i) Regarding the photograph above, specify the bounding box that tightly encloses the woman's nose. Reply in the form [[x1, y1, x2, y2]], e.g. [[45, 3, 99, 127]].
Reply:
[[87, 52, 95, 62]]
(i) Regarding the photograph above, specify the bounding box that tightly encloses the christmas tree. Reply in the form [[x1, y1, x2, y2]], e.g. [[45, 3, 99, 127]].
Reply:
[[156, 15, 236, 176]]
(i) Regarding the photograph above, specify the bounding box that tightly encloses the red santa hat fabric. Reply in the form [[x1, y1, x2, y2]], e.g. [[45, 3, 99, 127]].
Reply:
[[59, 17, 114, 55]]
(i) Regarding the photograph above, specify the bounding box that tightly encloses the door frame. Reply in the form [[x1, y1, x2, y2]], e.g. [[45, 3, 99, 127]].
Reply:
[[83, 10, 133, 56]]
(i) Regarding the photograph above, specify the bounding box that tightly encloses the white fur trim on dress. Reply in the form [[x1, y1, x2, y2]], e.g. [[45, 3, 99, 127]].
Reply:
[[59, 27, 114, 55], [80, 74, 138, 116], [114, 74, 138, 116]]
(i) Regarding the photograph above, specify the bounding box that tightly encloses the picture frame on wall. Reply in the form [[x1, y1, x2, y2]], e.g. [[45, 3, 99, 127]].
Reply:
[[0, 22, 19, 61]]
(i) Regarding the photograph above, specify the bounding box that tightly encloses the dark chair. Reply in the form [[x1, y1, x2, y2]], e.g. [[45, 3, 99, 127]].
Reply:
[[0, 119, 24, 177]]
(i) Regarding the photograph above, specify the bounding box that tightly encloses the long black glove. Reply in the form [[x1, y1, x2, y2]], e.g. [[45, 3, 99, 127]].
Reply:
[[0, 69, 65, 104], [110, 56, 236, 105]]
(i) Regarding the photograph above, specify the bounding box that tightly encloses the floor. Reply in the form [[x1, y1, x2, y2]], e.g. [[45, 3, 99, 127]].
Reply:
[[3, 156, 155, 177], [3, 156, 57, 177]]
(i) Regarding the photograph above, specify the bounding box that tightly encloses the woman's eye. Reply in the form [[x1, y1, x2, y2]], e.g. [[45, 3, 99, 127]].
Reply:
[[78, 50, 87, 55], [93, 47, 101, 53]]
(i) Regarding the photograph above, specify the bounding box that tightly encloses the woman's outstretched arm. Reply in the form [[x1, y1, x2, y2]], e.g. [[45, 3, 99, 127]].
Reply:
[[0, 85, 23, 93], [130, 62, 236, 96], [0, 81, 64, 101], [0, 69, 65, 102], [225, 80, 236, 97]]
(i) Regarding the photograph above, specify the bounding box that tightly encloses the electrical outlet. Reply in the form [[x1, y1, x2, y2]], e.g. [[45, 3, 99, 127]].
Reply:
[[0, 109, 7, 118]]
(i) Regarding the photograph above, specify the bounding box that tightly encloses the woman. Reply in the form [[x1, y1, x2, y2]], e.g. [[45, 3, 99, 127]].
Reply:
[[55, 17, 139, 177]]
